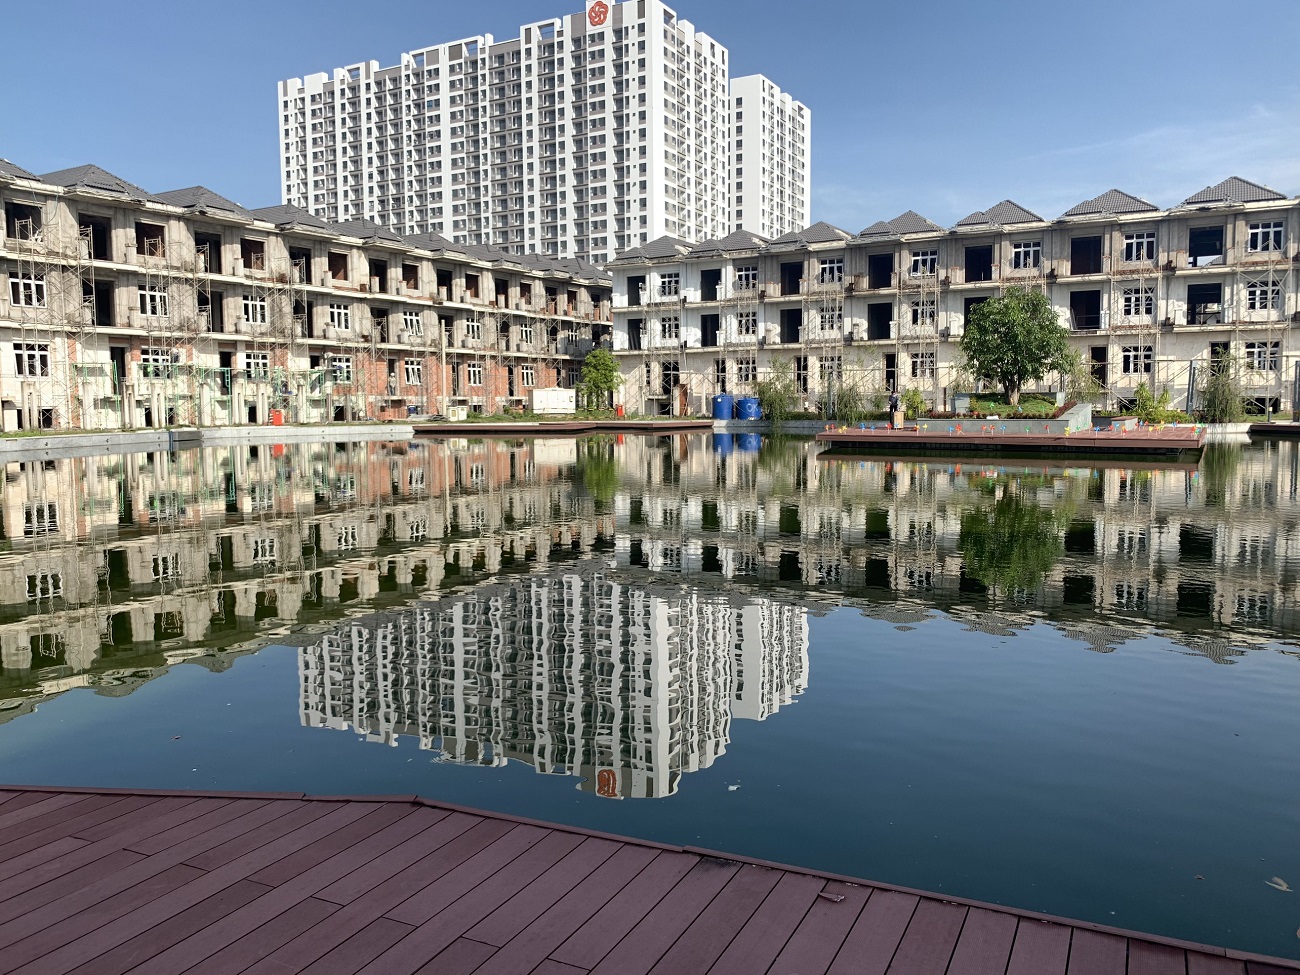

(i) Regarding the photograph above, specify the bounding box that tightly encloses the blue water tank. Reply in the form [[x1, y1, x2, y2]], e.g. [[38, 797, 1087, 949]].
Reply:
[[736, 396, 761, 420], [711, 394, 735, 420], [712, 433, 734, 456], [737, 433, 762, 452]]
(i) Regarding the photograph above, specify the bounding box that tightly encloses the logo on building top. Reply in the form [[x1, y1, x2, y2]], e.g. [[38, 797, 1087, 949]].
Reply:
[[587, 1, 609, 27]]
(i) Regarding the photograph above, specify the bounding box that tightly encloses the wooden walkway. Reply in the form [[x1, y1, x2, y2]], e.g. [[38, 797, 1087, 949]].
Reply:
[[815, 425, 1205, 459], [0, 787, 1294, 975]]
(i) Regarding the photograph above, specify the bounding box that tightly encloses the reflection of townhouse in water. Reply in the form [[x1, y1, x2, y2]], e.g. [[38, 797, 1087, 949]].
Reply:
[[298, 567, 809, 798], [609, 434, 1300, 650], [0, 438, 612, 716]]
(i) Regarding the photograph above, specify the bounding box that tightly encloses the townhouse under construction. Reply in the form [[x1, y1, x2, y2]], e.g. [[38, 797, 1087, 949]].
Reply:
[[0, 158, 611, 432], [607, 177, 1299, 417]]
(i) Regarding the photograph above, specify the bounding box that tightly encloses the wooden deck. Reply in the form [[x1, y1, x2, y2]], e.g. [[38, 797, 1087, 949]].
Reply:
[[816, 425, 1206, 460], [414, 419, 711, 437], [0, 787, 1294, 975]]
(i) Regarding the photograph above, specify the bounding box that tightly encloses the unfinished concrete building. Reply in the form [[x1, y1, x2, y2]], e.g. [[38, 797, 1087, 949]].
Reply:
[[608, 177, 1299, 416], [0, 159, 610, 431]]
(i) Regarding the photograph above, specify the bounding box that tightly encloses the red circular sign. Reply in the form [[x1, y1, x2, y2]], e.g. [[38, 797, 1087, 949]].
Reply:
[[588, 1, 609, 26]]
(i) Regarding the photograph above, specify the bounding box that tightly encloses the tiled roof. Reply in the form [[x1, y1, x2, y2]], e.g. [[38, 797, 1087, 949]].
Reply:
[[154, 186, 255, 221], [249, 204, 334, 231], [858, 220, 896, 240], [1181, 176, 1287, 206], [0, 159, 38, 181], [890, 210, 945, 235], [770, 221, 853, 247], [955, 200, 1043, 229], [609, 235, 693, 264], [403, 230, 459, 253], [38, 164, 164, 203], [1060, 188, 1159, 218], [687, 229, 769, 256], [327, 218, 405, 244]]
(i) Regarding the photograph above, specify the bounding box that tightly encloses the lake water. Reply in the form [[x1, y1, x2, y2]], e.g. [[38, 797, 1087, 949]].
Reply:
[[0, 434, 1297, 960]]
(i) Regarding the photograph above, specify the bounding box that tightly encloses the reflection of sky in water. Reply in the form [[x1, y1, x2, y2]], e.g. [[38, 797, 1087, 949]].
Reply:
[[0, 435, 1298, 959]]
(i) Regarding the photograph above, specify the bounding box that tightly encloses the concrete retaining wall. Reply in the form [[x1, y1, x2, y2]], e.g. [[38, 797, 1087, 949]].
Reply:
[[0, 424, 414, 463]]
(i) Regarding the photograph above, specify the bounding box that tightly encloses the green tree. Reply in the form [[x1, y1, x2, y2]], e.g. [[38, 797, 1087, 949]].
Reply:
[[960, 287, 1071, 406], [1197, 355, 1245, 423], [754, 358, 800, 426], [579, 348, 623, 411], [959, 491, 1064, 595]]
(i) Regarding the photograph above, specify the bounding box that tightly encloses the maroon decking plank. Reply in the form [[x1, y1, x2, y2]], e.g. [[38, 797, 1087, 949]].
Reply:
[[764, 880, 873, 975], [1066, 928, 1130, 975], [945, 906, 1020, 975], [384, 827, 571, 927], [297, 917, 418, 975], [0, 799, 237, 906], [0, 863, 204, 975], [1188, 956, 1246, 975], [121, 798, 269, 855], [181, 800, 377, 870], [467, 845, 660, 975], [359, 831, 589, 975], [0, 793, 94, 833], [700, 869, 824, 975], [63, 879, 271, 975], [463, 836, 624, 947], [548, 852, 703, 971], [1245, 965, 1300, 975], [243, 820, 534, 975], [1129, 940, 1189, 975], [645, 863, 784, 975], [246, 801, 431, 887], [0, 850, 146, 926], [309, 810, 478, 904], [884, 898, 967, 974], [532, 962, 591, 975], [0, 795, 168, 865], [1006, 919, 1073, 975], [826, 888, 919, 975], [0, 791, 74, 819], [181, 896, 341, 975], [582, 857, 741, 975], [123, 807, 454, 975], [36, 803, 387, 975], [0, 838, 88, 886], [0, 794, 128, 852], [410, 938, 498, 975], [69, 795, 202, 842], [0, 802, 350, 970]]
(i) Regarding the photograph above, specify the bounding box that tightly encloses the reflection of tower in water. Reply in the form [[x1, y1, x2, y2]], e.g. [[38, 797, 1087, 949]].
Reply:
[[298, 566, 809, 799]]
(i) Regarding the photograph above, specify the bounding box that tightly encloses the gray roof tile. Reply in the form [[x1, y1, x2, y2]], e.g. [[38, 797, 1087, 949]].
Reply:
[[38, 164, 164, 203], [888, 210, 945, 235], [687, 228, 769, 256], [1181, 176, 1287, 206], [956, 200, 1042, 228], [250, 204, 334, 230], [770, 221, 853, 247], [0, 159, 38, 181], [328, 218, 405, 244], [155, 186, 255, 221], [1060, 188, 1159, 218]]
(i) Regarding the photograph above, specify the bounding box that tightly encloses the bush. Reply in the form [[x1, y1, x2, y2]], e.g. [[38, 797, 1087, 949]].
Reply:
[[1197, 357, 1246, 423], [901, 388, 926, 419]]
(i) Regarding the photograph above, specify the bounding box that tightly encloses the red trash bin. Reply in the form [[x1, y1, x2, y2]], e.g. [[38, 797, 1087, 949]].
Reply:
[[615, 404, 625, 417], [269, 409, 284, 426]]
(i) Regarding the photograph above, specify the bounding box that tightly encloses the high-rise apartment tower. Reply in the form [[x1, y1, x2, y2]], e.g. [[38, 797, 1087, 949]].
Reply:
[[278, 0, 811, 264]]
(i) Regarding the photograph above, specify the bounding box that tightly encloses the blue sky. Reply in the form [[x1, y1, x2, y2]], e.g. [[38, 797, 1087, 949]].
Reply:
[[3, 0, 1298, 234]]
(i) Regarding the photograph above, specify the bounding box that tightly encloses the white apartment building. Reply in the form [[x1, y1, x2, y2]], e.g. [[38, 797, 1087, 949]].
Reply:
[[278, 1, 811, 265], [730, 75, 811, 239]]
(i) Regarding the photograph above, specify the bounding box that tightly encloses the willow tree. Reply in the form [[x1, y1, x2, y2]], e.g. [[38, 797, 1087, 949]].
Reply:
[[961, 287, 1071, 405]]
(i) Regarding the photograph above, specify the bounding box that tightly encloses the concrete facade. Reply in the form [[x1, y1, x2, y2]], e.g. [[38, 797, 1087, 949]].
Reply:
[[0, 159, 610, 431], [278, 1, 811, 264], [729, 75, 811, 239], [606, 178, 1299, 417]]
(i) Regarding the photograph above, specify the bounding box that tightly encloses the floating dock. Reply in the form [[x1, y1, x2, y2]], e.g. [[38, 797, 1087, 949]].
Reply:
[[816, 425, 1206, 460], [414, 419, 712, 437], [0, 785, 1293, 975]]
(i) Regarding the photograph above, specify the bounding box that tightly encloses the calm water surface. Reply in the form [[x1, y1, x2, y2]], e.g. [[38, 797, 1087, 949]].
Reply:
[[0, 434, 1297, 959]]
